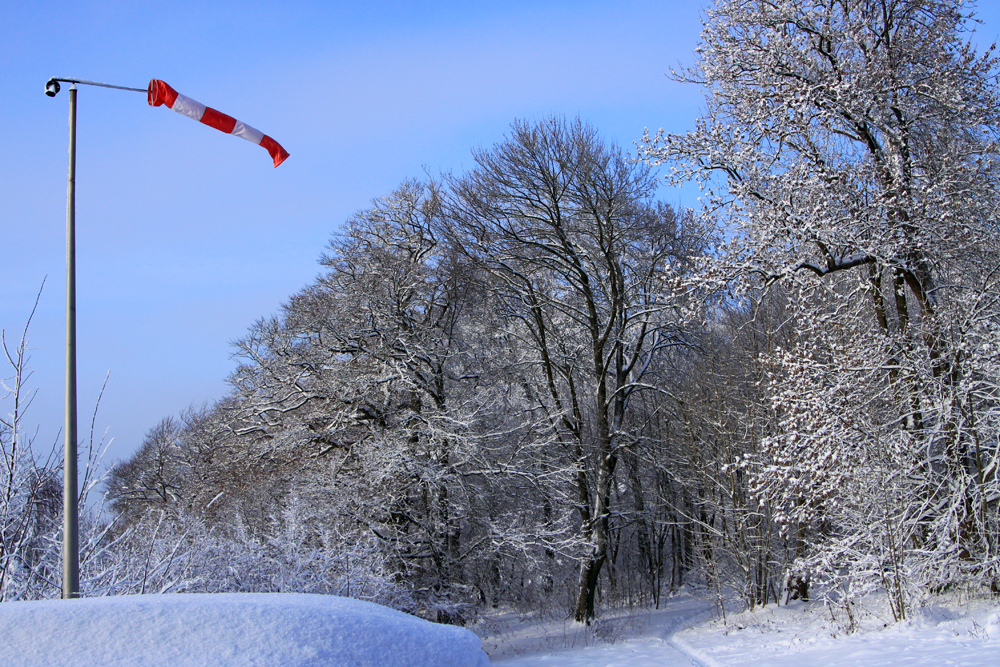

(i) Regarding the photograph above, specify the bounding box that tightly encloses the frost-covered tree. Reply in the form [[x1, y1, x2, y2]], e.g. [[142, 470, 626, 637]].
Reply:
[[105, 123, 702, 620], [214, 180, 498, 614], [644, 0, 1000, 609], [107, 417, 186, 522], [447, 117, 703, 622], [105, 180, 584, 619], [2, 291, 117, 602], [1, 312, 62, 601]]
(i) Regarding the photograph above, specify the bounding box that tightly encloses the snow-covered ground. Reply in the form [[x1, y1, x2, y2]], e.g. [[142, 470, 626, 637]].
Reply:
[[674, 595, 1000, 667], [482, 593, 1000, 667], [2, 591, 998, 666], [0, 593, 489, 667]]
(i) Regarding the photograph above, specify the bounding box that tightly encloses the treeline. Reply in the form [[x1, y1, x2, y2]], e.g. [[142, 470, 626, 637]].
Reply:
[[4, 0, 1000, 625], [102, 118, 718, 623]]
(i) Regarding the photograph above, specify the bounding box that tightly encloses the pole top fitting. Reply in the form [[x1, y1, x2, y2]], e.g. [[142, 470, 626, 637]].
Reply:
[[45, 77, 146, 97]]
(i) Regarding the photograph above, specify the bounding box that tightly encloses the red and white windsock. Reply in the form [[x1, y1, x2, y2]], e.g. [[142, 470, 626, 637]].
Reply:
[[148, 79, 289, 168]]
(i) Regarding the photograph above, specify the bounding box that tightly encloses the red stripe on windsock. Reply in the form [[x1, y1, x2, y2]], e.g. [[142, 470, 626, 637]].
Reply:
[[201, 107, 238, 134], [147, 79, 289, 168], [148, 79, 178, 108], [260, 135, 290, 168]]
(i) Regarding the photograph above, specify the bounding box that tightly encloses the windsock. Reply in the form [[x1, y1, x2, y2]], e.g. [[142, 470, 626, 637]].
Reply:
[[148, 79, 289, 167]]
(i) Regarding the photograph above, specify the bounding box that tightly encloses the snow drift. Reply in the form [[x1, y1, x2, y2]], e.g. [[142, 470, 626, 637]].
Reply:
[[0, 593, 490, 667]]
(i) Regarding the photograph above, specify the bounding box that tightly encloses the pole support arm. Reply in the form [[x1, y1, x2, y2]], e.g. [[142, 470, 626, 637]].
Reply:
[[46, 77, 146, 97]]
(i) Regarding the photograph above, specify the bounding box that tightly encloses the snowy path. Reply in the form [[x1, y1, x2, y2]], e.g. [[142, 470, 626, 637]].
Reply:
[[485, 596, 714, 666], [484, 595, 1000, 667]]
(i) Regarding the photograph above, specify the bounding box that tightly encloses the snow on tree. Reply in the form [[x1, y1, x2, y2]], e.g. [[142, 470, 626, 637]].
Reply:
[[643, 0, 1000, 610], [446, 117, 703, 622]]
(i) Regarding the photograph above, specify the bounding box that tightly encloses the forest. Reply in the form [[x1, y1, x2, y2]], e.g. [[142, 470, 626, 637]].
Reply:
[[3, 0, 1000, 627]]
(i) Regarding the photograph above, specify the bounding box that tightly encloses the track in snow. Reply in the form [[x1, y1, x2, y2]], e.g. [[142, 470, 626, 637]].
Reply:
[[483, 595, 715, 666]]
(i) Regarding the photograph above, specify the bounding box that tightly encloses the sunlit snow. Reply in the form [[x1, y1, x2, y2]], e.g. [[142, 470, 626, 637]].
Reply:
[[0, 593, 489, 667], [2, 592, 999, 666], [483, 594, 1000, 667]]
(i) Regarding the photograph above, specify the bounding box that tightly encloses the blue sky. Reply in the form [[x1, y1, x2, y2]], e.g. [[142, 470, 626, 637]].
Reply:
[[2, 1, 998, 469]]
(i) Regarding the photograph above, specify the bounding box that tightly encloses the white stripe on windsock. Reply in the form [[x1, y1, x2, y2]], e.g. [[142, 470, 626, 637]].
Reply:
[[232, 121, 264, 145], [170, 93, 207, 123]]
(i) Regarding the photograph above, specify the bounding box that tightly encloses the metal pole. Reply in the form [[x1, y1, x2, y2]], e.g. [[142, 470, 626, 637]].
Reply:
[[46, 76, 145, 599], [63, 83, 79, 599]]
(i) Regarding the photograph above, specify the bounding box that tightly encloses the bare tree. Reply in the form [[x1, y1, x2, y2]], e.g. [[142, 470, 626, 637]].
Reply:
[[1, 291, 62, 601], [447, 117, 700, 621]]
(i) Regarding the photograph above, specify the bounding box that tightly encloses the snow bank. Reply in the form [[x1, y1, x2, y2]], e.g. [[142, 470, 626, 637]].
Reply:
[[0, 593, 490, 667], [674, 597, 1000, 667]]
